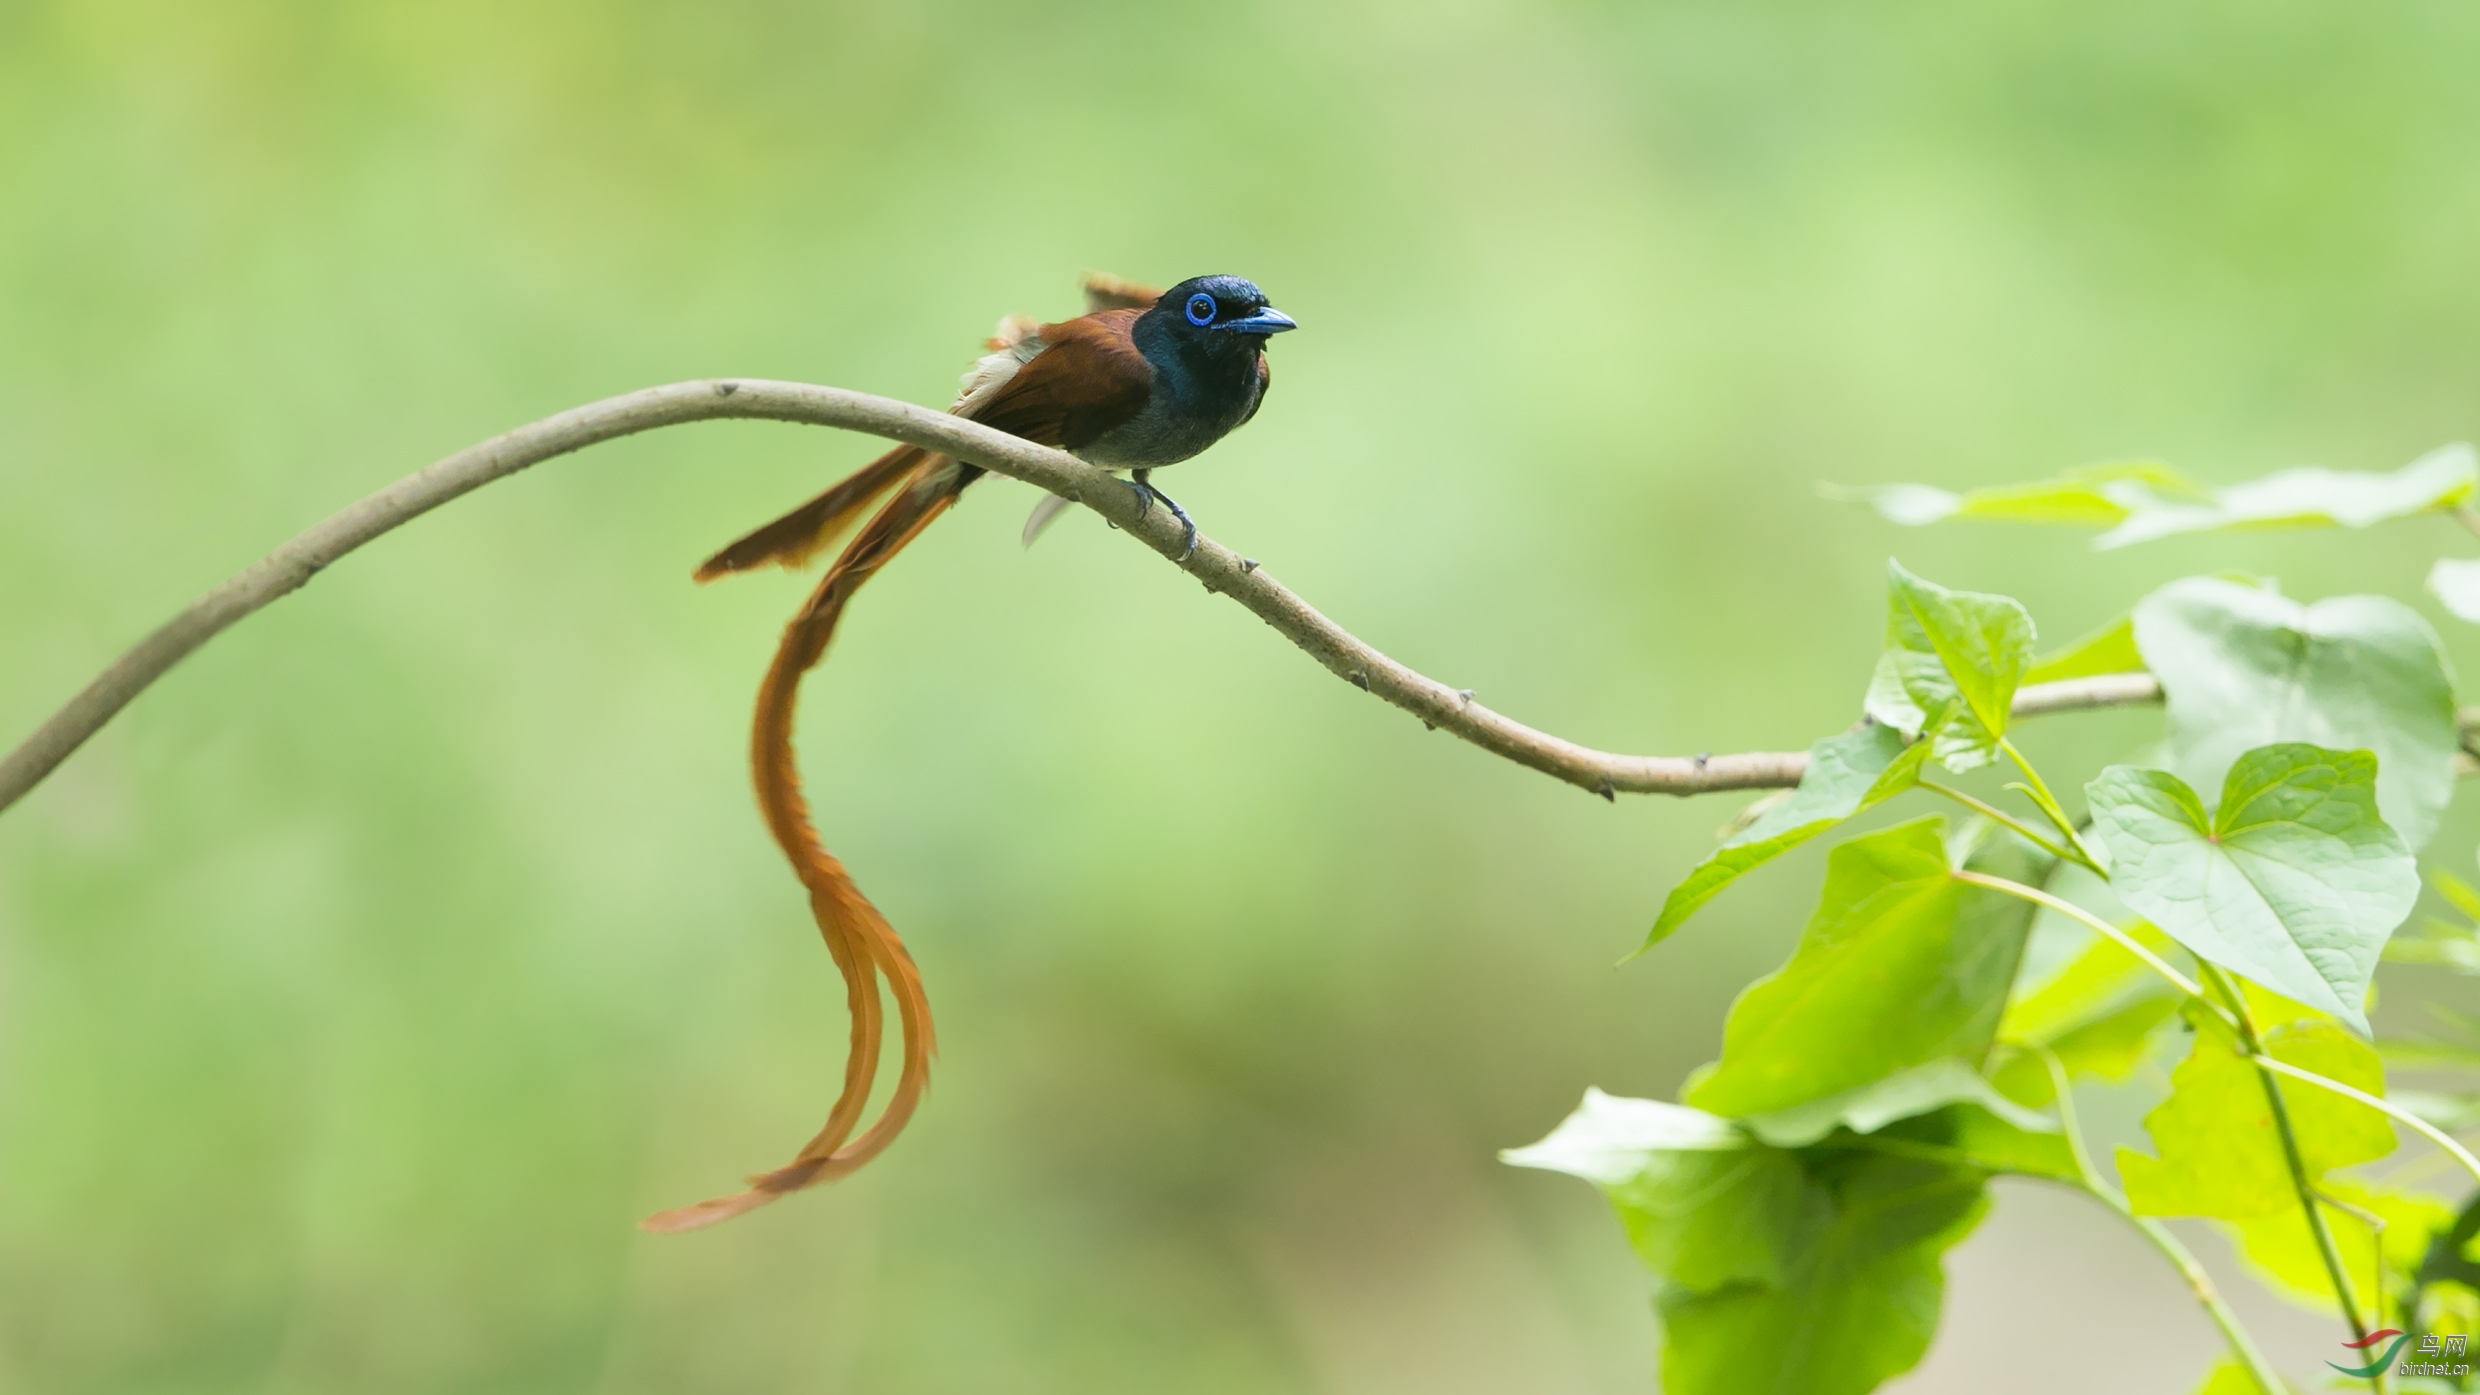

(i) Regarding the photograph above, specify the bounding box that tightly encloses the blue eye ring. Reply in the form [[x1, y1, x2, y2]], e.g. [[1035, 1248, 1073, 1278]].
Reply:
[[1183, 293, 1216, 327]]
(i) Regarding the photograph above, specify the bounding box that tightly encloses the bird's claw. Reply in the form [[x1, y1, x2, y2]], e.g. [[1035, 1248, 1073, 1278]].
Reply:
[[1129, 471, 1200, 562]]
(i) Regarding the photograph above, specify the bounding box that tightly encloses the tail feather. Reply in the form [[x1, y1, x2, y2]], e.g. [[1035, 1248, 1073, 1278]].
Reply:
[[1081, 272, 1165, 312], [692, 444, 930, 583], [1019, 492, 1075, 549], [642, 461, 964, 1234]]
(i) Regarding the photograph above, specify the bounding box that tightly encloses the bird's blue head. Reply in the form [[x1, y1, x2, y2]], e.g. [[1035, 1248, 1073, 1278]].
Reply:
[[1151, 275, 1297, 340]]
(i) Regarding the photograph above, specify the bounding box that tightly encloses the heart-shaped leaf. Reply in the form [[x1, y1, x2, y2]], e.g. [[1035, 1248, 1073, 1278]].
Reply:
[[1638, 724, 1928, 953], [2134, 576, 2457, 850], [2087, 745, 2418, 1032], [1867, 562, 2036, 772], [1685, 816, 2037, 1117]]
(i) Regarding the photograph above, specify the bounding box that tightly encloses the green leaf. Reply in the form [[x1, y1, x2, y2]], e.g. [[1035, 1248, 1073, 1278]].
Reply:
[[2043, 996, 2181, 1080], [1991, 995, 2184, 1108], [2414, 1192, 2480, 1292], [2428, 557, 2480, 624], [2098, 443, 2478, 549], [1864, 651, 1928, 734], [1639, 725, 1928, 953], [2233, 976, 2343, 1032], [2227, 1178, 2450, 1319], [1829, 446, 2476, 551], [2118, 1020, 2396, 1221], [2415, 1281, 2480, 1359], [1825, 481, 1988, 527], [1824, 461, 2207, 530], [1505, 1094, 1790, 1292], [1686, 816, 2036, 1117], [2133, 576, 2458, 850], [2087, 746, 2418, 1032], [1617, 1149, 1810, 1296], [1998, 901, 2175, 1048], [1500, 1087, 1746, 1185], [2023, 613, 2145, 685], [1739, 1059, 2055, 1148], [1655, 1153, 1988, 1395], [1509, 1092, 2003, 1395], [1903, 1103, 2081, 1181], [1871, 561, 2036, 773]]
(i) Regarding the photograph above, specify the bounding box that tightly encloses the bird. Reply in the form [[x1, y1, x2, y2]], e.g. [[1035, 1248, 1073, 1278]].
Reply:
[[639, 272, 1295, 1232]]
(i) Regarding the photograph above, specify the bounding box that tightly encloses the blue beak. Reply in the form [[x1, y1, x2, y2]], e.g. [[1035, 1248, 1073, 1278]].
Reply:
[[1215, 307, 1297, 335]]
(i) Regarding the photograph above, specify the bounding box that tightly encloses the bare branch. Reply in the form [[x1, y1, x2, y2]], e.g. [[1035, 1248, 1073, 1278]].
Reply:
[[2, 379, 2184, 814]]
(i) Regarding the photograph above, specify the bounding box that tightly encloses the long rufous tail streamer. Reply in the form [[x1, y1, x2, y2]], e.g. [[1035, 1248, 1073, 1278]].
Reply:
[[646, 275, 1163, 1233], [641, 450, 972, 1233]]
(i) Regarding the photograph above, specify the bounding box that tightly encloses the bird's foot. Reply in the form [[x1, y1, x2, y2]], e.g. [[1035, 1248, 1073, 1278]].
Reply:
[[1129, 470, 1199, 561]]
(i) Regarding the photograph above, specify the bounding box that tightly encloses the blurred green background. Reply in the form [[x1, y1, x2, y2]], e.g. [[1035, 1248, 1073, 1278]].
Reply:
[[6, 1, 2480, 1390]]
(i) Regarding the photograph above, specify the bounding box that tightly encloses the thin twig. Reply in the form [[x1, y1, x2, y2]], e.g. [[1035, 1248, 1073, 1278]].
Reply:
[[2253, 1053, 2480, 1192], [1951, 870, 2216, 1009], [2455, 503, 2480, 544], [2032, 1046, 2103, 1192], [1916, 782, 2088, 870], [2207, 967, 2379, 1386], [2114, 1209, 2294, 1394], [2031, 1046, 2288, 1393], [2313, 1187, 2391, 1332], [0, 380, 2183, 816], [1996, 736, 2102, 868]]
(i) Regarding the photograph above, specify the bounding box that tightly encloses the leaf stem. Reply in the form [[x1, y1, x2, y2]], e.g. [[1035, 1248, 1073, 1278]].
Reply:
[[1917, 782, 2091, 870], [1974, 871, 2451, 1385], [2314, 1187, 2392, 1331], [2248, 1052, 2480, 1192], [2204, 967, 2380, 1388], [2455, 502, 2480, 543], [1950, 870, 2219, 1012], [2123, 1210, 2294, 1394], [2030, 1047, 2289, 1393], [2030, 1046, 2101, 1189], [1996, 736, 2101, 866]]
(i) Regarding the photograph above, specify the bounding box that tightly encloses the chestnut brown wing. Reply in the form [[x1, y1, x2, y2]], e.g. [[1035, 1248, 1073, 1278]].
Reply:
[[967, 309, 1154, 451]]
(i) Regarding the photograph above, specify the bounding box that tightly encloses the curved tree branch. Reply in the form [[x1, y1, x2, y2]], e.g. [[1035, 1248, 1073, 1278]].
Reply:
[[1, 379, 2184, 815]]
